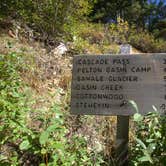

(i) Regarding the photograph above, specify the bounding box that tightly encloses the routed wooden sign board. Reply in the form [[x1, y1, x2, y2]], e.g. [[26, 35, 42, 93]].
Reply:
[[71, 54, 166, 115]]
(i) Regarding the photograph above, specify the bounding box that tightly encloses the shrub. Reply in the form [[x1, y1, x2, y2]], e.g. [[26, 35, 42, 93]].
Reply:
[[0, 52, 30, 165], [0, 0, 93, 40], [129, 30, 166, 53], [109, 17, 130, 44], [130, 112, 166, 165], [0, 52, 105, 165]]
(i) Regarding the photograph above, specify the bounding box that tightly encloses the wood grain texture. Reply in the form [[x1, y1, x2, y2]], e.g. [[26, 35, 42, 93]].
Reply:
[[71, 54, 166, 115]]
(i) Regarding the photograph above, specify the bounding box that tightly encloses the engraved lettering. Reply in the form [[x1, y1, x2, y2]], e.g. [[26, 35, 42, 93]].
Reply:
[[77, 75, 104, 82], [75, 102, 113, 109], [77, 67, 102, 73], [163, 76, 166, 81], [160, 104, 166, 114], [163, 59, 166, 64], [76, 58, 108, 65], [131, 66, 151, 72], [108, 76, 138, 82], [74, 84, 97, 90], [101, 84, 123, 90], [112, 58, 130, 65], [75, 93, 124, 100], [106, 67, 127, 73]]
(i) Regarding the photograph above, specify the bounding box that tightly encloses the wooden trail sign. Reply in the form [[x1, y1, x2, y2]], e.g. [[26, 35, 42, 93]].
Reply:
[[71, 53, 166, 115]]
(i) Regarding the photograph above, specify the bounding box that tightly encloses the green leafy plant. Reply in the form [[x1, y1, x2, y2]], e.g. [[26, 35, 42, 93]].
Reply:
[[0, 52, 31, 165], [130, 112, 166, 165], [0, 52, 105, 165]]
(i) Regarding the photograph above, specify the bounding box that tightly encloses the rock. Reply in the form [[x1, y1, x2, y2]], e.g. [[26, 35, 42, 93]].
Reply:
[[52, 42, 68, 56]]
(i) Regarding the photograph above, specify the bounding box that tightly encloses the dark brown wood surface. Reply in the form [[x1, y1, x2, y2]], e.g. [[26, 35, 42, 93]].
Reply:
[[71, 54, 166, 115]]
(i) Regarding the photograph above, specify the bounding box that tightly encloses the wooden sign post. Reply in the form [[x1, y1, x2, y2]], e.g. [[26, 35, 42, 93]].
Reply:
[[70, 52, 166, 164], [116, 44, 131, 165]]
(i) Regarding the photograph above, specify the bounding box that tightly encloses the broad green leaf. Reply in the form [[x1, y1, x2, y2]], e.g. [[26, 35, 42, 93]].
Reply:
[[135, 138, 146, 149], [147, 143, 156, 153], [41, 148, 47, 155], [146, 139, 155, 143], [155, 131, 161, 138], [52, 104, 61, 113], [152, 105, 158, 112], [19, 140, 30, 150], [39, 131, 49, 145], [0, 154, 7, 161], [39, 164, 46, 166], [52, 142, 64, 150], [128, 100, 139, 113], [52, 154, 59, 163], [133, 113, 143, 122], [143, 149, 154, 163], [46, 124, 57, 133], [138, 156, 150, 162]]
